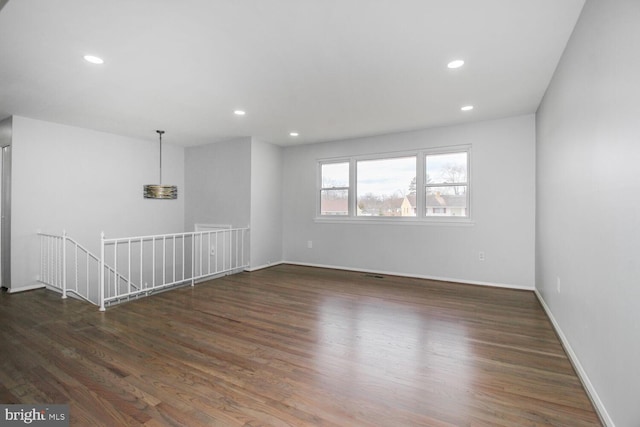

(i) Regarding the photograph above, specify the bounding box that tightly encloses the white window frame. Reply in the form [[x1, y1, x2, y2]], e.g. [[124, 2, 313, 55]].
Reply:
[[355, 153, 418, 218], [424, 148, 470, 219], [316, 145, 472, 225], [318, 160, 351, 217]]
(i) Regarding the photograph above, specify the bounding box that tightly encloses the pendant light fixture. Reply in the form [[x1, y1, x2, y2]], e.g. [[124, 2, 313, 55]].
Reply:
[[144, 130, 178, 199]]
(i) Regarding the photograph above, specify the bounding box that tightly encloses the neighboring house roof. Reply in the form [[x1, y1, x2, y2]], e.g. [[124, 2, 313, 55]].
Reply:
[[426, 193, 466, 207], [406, 194, 417, 209], [321, 198, 348, 214]]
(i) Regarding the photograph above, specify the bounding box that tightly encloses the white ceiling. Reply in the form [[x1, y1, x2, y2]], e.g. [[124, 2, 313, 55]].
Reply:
[[0, 0, 584, 147]]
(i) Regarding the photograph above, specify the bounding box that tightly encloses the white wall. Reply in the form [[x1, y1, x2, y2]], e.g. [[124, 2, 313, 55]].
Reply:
[[184, 137, 283, 270], [11, 116, 184, 290], [250, 139, 283, 269], [536, 1, 640, 425], [282, 115, 536, 288], [184, 137, 251, 230]]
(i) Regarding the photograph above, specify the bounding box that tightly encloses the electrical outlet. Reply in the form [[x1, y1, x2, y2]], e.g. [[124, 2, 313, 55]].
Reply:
[[478, 251, 485, 262], [556, 277, 561, 293], [307, 240, 313, 249]]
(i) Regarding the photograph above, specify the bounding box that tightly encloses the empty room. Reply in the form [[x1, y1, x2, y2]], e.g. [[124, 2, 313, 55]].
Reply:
[[0, 0, 637, 426]]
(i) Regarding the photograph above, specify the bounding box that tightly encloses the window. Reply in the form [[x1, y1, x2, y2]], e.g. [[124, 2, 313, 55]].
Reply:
[[356, 156, 416, 217], [320, 162, 349, 215], [425, 151, 468, 217], [318, 146, 469, 220]]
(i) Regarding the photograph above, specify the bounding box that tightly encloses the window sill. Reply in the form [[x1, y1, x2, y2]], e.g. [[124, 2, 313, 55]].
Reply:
[[314, 217, 476, 226]]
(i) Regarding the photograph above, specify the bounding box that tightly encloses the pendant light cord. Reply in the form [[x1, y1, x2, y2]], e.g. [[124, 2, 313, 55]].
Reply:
[[157, 130, 164, 184]]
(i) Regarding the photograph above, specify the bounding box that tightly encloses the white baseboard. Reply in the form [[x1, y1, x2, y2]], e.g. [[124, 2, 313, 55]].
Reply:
[[282, 261, 533, 291], [6, 283, 46, 293], [246, 261, 285, 272], [534, 290, 614, 427]]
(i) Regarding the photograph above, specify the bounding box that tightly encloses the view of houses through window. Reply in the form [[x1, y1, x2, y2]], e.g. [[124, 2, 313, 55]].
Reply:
[[319, 148, 469, 218], [357, 156, 416, 216], [320, 162, 349, 215], [425, 152, 468, 217]]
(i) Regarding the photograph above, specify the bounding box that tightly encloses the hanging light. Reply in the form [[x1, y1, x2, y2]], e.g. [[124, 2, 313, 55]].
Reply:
[[144, 130, 178, 199]]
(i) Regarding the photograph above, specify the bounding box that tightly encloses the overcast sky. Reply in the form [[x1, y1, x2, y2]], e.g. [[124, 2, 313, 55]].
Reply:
[[357, 157, 415, 196]]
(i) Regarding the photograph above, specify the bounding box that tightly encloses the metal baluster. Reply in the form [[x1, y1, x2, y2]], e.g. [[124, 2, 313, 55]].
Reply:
[[182, 235, 185, 281], [207, 232, 211, 273], [129, 242, 131, 293], [215, 232, 219, 273], [140, 238, 144, 290], [162, 236, 166, 286], [152, 237, 156, 289]]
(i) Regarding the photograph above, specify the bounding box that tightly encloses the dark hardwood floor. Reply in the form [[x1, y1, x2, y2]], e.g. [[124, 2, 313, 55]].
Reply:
[[0, 264, 601, 426]]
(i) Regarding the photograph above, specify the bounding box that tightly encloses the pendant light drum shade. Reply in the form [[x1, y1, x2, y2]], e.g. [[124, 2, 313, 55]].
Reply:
[[144, 130, 178, 199], [143, 184, 177, 199]]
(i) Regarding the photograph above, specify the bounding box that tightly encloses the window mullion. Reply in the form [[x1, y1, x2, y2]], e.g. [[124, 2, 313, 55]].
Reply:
[[349, 158, 356, 217], [322, 186, 349, 191], [425, 182, 468, 188]]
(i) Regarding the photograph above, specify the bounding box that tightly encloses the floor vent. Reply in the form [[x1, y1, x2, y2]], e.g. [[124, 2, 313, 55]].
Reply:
[[363, 274, 385, 279]]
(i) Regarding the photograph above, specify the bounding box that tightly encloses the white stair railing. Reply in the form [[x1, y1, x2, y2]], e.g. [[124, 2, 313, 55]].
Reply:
[[38, 231, 134, 305], [99, 227, 249, 310], [38, 228, 250, 310]]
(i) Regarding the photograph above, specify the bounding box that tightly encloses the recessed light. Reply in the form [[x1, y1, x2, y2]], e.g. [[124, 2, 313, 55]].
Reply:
[[461, 105, 474, 111], [289, 132, 299, 137], [447, 59, 465, 69], [83, 55, 104, 64], [234, 110, 246, 116]]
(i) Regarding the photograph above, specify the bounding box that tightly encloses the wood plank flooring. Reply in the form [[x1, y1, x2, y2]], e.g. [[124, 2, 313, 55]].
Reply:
[[0, 264, 601, 426]]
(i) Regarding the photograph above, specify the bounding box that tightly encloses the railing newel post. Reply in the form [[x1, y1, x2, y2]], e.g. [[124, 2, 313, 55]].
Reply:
[[99, 231, 106, 311], [191, 232, 195, 286]]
